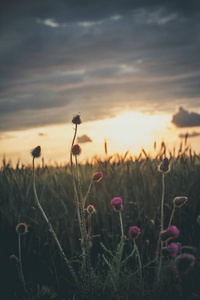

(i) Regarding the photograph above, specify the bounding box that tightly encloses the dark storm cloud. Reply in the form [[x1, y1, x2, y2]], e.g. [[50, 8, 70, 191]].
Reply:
[[77, 135, 93, 143], [0, 0, 200, 131], [172, 107, 200, 127]]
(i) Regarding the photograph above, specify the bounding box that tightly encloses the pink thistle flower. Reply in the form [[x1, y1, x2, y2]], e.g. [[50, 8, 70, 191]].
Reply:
[[111, 197, 123, 212], [129, 226, 140, 239], [92, 172, 103, 182], [160, 226, 180, 243], [175, 253, 195, 274], [162, 243, 180, 258]]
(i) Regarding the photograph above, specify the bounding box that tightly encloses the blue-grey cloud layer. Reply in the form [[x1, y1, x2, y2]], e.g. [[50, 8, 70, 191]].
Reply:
[[0, 0, 200, 131]]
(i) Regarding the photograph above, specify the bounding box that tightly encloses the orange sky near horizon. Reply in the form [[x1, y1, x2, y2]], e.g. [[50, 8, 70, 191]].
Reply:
[[1, 110, 200, 167]]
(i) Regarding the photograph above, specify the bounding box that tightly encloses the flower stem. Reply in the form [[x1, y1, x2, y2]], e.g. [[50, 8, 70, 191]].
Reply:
[[168, 206, 175, 228], [18, 234, 27, 294], [133, 239, 143, 288], [32, 158, 79, 289], [119, 211, 124, 238]]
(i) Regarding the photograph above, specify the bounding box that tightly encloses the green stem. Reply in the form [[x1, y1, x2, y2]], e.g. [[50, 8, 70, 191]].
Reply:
[[168, 206, 175, 228], [18, 234, 27, 294], [83, 180, 93, 208], [119, 211, 124, 238], [32, 158, 79, 289], [133, 239, 143, 287]]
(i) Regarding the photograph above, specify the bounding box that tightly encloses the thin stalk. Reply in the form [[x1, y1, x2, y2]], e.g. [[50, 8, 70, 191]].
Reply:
[[119, 211, 124, 238], [83, 180, 93, 208], [32, 158, 79, 289], [168, 206, 175, 228], [18, 234, 27, 294], [133, 239, 143, 288]]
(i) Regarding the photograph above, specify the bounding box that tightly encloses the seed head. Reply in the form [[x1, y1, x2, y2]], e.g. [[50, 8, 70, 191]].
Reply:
[[72, 114, 82, 125], [129, 226, 140, 240], [160, 226, 179, 243], [111, 197, 123, 212], [173, 196, 188, 208], [86, 205, 96, 214], [31, 146, 41, 158], [175, 253, 195, 274], [71, 144, 81, 156], [158, 157, 170, 173], [16, 222, 28, 236], [92, 172, 103, 182]]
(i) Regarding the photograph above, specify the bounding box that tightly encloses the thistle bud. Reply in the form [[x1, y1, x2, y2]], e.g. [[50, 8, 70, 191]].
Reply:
[[160, 226, 179, 243], [31, 146, 41, 158], [173, 196, 188, 208], [158, 157, 170, 173], [92, 172, 103, 182], [16, 222, 28, 236], [86, 205, 96, 214], [111, 197, 123, 212], [129, 226, 140, 240], [71, 144, 81, 156], [72, 114, 82, 125]]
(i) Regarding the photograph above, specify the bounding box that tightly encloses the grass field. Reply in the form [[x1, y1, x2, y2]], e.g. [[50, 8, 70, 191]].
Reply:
[[1, 140, 200, 299]]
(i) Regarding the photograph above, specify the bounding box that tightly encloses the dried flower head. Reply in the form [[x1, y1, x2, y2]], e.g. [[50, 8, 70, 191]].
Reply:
[[175, 253, 195, 274], [86, 205, 96, 214], [16, 222, 28, 236], [31, 146, 41, 158], [162, 243, 180, 258], [173, 196, 188, 208], [72, 114, 82, 125], [158, 157, 170, 173], [9, 254, 19, 264], [129, 226, 140, 240], [92, 172, 103, 182], [160, 226, 180, 243], [71, 144, 81, 156], [111, 197, 123, 212]]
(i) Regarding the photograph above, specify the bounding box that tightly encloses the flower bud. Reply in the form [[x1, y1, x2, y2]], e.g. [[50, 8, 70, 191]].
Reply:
[[158, 157, 170, 173], [160, 226, 179, 243], [72, 114, 82, 125], [175, 253, 195, 274], [71, 144, 81, 156], [129, 226, 140, 240], [86, 205, 96, 214], [16, 222, 28, 236], [31, 146, 41, 158], [111, 197, 123, 212], [92, 172, 103, 182], [173, 196, 188, 208]]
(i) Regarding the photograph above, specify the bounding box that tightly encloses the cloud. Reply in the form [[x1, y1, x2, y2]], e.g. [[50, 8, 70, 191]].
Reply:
[[0, 1, 200, 132], [178, 131, 200, 138], [172, 107, 200, 128], [77, 135, 93, 143]]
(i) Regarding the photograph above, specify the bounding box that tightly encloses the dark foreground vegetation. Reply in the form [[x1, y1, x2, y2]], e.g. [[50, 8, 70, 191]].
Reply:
[[1, 141, 200, 300]]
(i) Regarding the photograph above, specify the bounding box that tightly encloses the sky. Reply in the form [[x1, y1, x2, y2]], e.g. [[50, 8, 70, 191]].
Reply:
[[1, 0, 200, 166]]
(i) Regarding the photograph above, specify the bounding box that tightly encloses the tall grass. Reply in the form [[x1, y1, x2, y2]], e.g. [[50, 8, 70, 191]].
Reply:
[[1, 140, 200, 299]]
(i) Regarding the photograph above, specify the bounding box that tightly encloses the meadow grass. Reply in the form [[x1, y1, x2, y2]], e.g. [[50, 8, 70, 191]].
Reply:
[[1, 140, 200, 299]]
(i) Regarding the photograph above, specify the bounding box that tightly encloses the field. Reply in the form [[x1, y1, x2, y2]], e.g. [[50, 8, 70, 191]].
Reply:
[[1, 140, 200, 300]]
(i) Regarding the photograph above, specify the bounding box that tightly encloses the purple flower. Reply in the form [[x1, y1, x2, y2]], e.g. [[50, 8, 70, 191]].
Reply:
[[92, 172, 103, 182], [162, 243, 180, 258], [160, 226, 180, 242], [129, 226, 140, 240], [175, 253, 195, 274], [111, 197, 123, 212]]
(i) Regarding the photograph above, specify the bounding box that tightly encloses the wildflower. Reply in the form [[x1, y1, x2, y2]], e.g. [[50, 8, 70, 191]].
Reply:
[[158, 157, 170, 173], [129, 226, 140, 240], [16, 223, 28, 236], [162, 243, 180, 258], [9, 254, 19, 264], [160, 226, 179, 243], [71, 144, 81, 156], [92, 172, 103, 182], [111, 197, 123, 212], [175, 253, 195, 274], [72, 114, 82, 125], [86, 205, 96, 214], [173, 196, 188, 208], [31, 146, 41, 158]]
